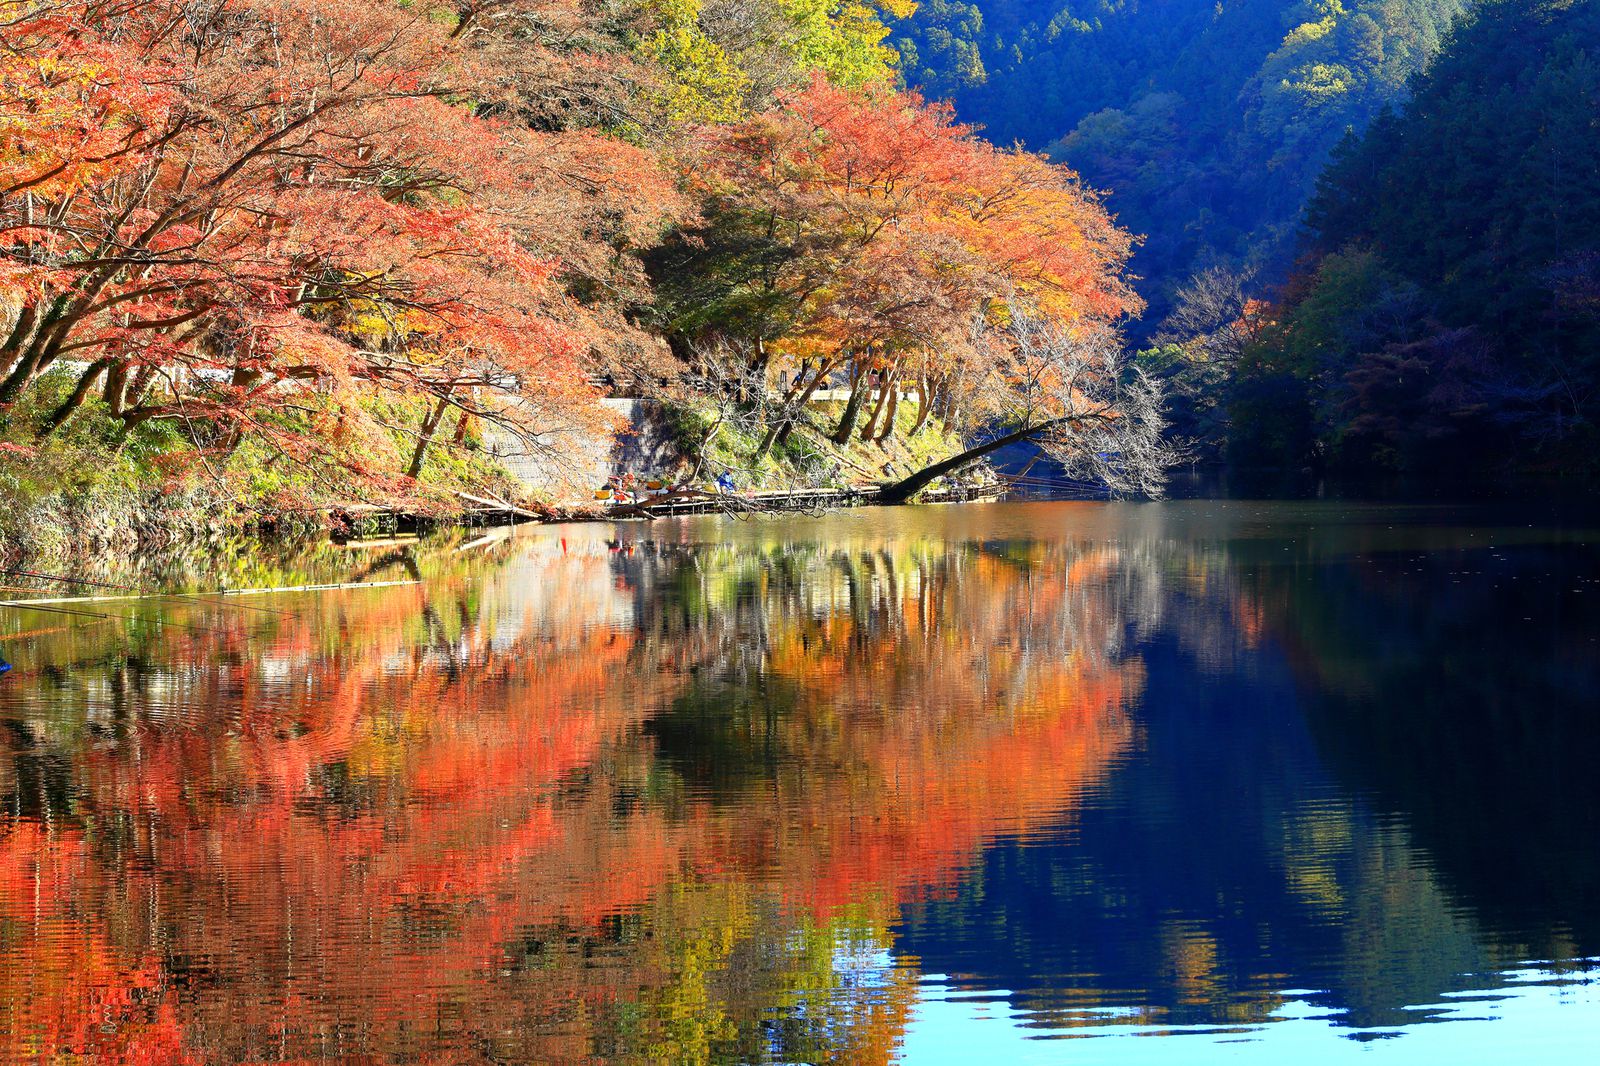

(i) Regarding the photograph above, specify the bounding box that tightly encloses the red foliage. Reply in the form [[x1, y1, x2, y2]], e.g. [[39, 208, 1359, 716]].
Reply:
[[0, 0, 687, 472], [692, 76, 1141, 393]]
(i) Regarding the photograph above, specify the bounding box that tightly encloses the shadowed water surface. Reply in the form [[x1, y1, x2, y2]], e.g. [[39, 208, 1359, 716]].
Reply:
[[0, 500, 1596, 1062]]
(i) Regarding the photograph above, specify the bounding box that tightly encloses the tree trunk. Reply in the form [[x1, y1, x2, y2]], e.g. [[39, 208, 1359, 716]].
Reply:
[[875, 372, 902, 442], [774, 361, 836, 447], [38, 358, 114, 436], [830, 368, 870, 444], [907, 374, 935, 437], [0, 350, 43, 407], [755, 419, 782, 460], [0, 300, 70, 406], [103, 359, 129, 416], [859, 364, 898, 442], [406, 392, 455, 479], [118, 409, 158, 432], [755, 359, 815, 458], [0, 287, 95, 406], [212, 367, 263, 453], [743, 338, 771, 405], [122, 363, 157, 413], [857, 387, 886, 442], [0, 303, 40, 374], [878, 416, 1074, 504], [934, 376, 957, 423]]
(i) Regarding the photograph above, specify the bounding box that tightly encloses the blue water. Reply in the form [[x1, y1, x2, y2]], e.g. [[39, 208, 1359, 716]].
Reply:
[[0, 499, 1596, 1062]]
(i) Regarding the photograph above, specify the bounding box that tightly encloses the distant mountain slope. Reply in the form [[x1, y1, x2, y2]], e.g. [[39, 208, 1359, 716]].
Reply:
[[894, 1, 1470, 315], [1231, 0, 1600, 471]]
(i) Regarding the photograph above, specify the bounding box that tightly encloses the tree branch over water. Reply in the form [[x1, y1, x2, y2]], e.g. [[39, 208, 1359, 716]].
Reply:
[[882, 307, 1179, 502]]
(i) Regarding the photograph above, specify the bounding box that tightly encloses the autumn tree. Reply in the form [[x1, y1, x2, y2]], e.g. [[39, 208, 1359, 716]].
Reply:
[[880, 304, 1178, 501], [655, 75, 1144, 462], [639, 0, 917, 121], [0, 0, 686, 502], [1139, 266, 1272, 457]]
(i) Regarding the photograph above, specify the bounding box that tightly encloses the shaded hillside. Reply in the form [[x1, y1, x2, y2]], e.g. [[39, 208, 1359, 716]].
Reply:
[[1232, 0, 1600, 470], [895, 1, 1469, 312]]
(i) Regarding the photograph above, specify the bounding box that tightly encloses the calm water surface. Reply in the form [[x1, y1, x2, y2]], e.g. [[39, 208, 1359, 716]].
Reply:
[[1, 500, 1597, 1063]]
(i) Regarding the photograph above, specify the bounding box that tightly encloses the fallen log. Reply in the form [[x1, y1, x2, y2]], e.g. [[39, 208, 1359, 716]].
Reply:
[[454, 490, 541, 520]]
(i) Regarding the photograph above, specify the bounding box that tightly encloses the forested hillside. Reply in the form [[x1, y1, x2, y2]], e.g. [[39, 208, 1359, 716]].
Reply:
[[895, 1, 1469, 310], [1, 0, 1163, 551], [5, 0, 1590, 546], [1226, 0, 1600, 471]]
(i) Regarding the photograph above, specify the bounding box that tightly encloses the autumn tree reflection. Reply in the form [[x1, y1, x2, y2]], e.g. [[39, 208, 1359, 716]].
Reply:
[[0, 525, 1144, 1063]]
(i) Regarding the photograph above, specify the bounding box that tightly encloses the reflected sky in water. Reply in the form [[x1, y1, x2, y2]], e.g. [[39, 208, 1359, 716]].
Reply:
[[0, 500, 1596, 1062]]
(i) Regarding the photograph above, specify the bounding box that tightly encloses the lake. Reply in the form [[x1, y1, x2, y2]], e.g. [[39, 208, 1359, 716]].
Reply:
[[1, 499, 1596, 1063]]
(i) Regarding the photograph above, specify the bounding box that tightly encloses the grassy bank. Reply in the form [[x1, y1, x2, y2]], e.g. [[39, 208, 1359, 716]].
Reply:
[[662, 397, 971, 497], [0, 368, 526, 559], [0, 368, 987, 560]]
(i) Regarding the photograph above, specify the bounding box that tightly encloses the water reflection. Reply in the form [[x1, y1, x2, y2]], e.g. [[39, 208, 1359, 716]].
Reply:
[[0, 502, 1596, 1062]]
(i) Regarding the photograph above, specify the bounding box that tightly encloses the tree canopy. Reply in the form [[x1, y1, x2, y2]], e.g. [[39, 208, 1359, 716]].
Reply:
[[1, 0, 1154, 511]]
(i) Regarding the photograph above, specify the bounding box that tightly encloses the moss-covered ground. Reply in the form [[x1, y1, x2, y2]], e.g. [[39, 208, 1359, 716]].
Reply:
[[0, 367, 520, 557]]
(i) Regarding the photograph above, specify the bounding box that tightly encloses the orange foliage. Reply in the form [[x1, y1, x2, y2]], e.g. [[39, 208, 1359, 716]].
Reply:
[[689, 76, 1141, 411], [0, 0, 687, 478]]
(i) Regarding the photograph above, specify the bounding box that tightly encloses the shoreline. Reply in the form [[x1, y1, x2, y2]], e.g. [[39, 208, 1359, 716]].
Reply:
[[324, 481, 1012, 537], [0, 467, 1012, 561]]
